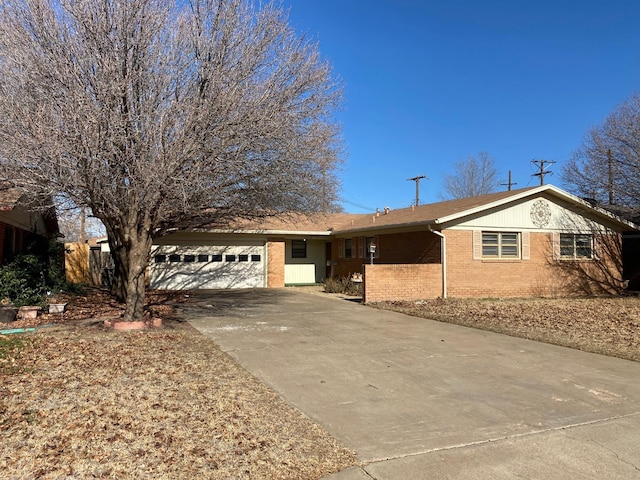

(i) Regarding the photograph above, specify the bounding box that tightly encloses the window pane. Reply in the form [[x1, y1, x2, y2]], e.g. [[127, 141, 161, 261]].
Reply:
[[501, 233, 518, 245], [576, 235, 592, 258], [482, 246, 499, 257], [501, 246, 518, 257], [482, 233, 498, 244], [292, 239, 307, 259], [344, 238, 353, 258]]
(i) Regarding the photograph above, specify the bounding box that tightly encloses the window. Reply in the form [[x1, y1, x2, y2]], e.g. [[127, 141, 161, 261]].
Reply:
[[225, 254, 236, 262], [154, 254, 166, 263], [197, 254, 209, 262], [251, 254, 261, 262], [211, 254, 222, 262], [169, 254, 181, 262], [183, 254, 195, 263], [482, 232, 520, 259], [238, 254, 249, 262], [560, 234, 593, 259], [344, 238, 353, 258], [291, 239, 307, 259]]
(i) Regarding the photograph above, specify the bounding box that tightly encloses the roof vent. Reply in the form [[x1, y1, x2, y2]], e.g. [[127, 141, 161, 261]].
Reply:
[[384, 206, 390, 215]]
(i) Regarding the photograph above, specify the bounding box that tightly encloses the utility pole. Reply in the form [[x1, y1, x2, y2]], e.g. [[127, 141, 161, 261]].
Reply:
[[531, 159, 555, 186], [407, 175, 427, 206], [501, 170, 517, 191]]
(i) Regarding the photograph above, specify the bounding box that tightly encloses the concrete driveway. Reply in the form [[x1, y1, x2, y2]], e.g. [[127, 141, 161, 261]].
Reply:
[[183, 289, 640, 479]]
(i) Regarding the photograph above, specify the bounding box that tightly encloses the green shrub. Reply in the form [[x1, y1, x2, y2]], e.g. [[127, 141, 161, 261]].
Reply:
[[0, 254, 48, 306], [0, 238, 77, 307]]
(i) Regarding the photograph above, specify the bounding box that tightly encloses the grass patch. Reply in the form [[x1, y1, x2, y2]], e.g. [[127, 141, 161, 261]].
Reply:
[[0, 334, 28, 375]]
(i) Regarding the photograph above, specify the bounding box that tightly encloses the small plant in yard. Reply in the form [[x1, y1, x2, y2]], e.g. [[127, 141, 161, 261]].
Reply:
[[324, 276, 363, 296]]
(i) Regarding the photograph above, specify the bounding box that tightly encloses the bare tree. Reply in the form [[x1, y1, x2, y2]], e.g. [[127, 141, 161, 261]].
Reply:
[[441, 152, 500, 199], [563, 93, 640, 216], [57, 206, 106, 244], [0, 0, 343, 322]]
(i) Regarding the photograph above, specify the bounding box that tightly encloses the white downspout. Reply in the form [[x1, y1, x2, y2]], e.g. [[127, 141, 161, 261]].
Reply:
[[428, 227, 447, 299]]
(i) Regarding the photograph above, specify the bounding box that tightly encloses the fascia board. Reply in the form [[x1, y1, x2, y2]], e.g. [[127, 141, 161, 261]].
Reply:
[[193, 228, 333, 236], [432, 185, 550, 225]]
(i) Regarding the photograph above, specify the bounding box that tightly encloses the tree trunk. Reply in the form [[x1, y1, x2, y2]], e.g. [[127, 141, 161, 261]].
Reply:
[[122, 239, 150, 322], [102, 216, 153, 322]]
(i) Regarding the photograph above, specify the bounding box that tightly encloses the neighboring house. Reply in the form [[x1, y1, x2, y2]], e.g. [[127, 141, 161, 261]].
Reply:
[[0, 187, 58, 265], [75, 185, 638, 300]]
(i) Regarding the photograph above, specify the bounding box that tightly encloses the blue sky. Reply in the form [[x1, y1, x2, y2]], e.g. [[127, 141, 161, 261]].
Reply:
[[283, 0, 640, 211]]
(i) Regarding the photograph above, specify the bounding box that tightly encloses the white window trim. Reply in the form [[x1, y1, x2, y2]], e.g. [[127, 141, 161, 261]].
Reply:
[[555, 232, 594, 260], [474, 230, 526, 260]]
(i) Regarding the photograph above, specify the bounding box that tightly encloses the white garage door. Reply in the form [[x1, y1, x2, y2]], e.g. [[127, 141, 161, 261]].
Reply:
[[149, 243, 265, 290]]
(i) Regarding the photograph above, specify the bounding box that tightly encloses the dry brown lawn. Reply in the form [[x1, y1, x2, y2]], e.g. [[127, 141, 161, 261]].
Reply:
[[372, 296, 640, 362], [0, 289, 357, 479]]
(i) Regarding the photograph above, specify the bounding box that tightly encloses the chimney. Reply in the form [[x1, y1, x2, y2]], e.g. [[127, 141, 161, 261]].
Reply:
[[384, 206, 390, 215]]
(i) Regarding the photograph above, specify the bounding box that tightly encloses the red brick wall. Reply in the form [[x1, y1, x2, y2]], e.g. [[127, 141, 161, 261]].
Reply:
[[332, 230, 440, 278], [444, 230, 624, 298], [267, 238, 285, 288], [363, 264, 442, 303], [360, 229, 624, 301]]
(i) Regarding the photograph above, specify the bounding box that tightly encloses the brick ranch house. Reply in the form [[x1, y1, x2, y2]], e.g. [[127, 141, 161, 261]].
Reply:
[[143, 184, 637, 301], [0, 187, 58, 266]]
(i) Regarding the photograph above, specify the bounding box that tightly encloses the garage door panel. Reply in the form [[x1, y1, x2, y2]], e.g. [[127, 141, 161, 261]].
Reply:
[[150, 244, 265, 290]]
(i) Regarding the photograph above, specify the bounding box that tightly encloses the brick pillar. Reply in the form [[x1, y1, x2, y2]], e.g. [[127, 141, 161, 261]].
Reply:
[[267, 238, 285, 288]]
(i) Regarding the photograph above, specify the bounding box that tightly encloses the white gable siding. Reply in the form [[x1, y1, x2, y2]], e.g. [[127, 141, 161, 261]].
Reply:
[[445, 196, 615, 233]]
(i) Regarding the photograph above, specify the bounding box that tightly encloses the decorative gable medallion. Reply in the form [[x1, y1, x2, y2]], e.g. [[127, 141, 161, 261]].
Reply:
[[530, 199, 552, 227]]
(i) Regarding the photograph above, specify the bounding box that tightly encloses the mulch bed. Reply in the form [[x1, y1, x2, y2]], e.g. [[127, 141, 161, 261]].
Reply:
[[0, 288, 357, 479]]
